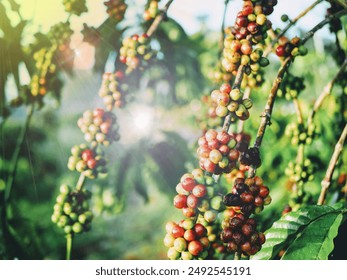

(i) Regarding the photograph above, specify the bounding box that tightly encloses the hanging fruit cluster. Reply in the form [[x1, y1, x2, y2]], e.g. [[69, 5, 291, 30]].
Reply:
[[119, 33, 156, 71], [98, 71, 129, 110], [62, 0, 88, 16], [221, 0, 275, 76], [143, 0, 161, 21], [51, 184, 93, 234], [278, 71, 305, 100], [77, 108, 120, 146], [174, 169, 225, 219], [29, 21, 75, 99], [224, 177, 271, 216], [220, 214, 265, 255], [67, 144, 107, 179], [211, 83, 253, 121], [30, 46, 58, 97], [164, 0, 281, 260], [285, 122, 318, 145], [104, 0, 128, 22], [48, 22, 75, 72], [285, 159, 316, 186], [164, 220, 210, 260], [197, 129, 239, 174], [275, 36, 307, 58], [196, 94, 224, 131]]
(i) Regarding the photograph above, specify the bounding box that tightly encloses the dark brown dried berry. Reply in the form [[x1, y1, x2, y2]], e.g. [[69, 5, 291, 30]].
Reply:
[[223, 193, 242, 206]]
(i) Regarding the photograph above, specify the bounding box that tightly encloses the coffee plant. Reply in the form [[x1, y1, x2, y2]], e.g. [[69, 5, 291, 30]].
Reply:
[[0, 0, 346, 260]]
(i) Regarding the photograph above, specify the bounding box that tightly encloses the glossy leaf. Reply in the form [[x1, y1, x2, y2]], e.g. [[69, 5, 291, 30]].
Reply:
[[282, 212, 343, 260], [251, 205, 339, 260]]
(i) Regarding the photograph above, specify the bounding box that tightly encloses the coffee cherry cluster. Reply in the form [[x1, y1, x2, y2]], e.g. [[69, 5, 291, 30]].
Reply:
[[285, 159, 316, 186], [196, 95, 224, 130], [211, 83, 253, 121], [51, 184, 93, 234], [209, 62, 233, 84], [222, 33, 269, 76], [143, 0, 160, 21], [197, 129, 239, 174], [119, 34, 155, 71], [77, 108, 120, 146], [241, 68, 265, 89], [220, 213, 265, 256], [224, 177, 271, 216], [232, 1, 276, 42], [104, 0, 128, 22], [48, 22, 73, 46], [174, 169, 215, 218], [278, 72, 305, 100], [232, 132, 251, 153], [225, 164, 249, 183], [68, 144, 107, 179], [98, 71, 129, 109], [285, 122, 317, 145], [196, 216, 228, 258], [275, 36, 307, 58], [164, 220, 210, 260], [289, 191, 313, 212], [221, 0, 275, 76], [63, 0, 88, 16], [30, 46, 57, 97]]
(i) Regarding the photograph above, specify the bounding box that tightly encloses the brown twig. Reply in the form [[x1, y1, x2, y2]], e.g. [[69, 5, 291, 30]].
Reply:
[[146, 0, 175, 37], [222, 65, 246, 132], [301, 9, 347, 45], [308, 59, 347, 126], [293, 98, 304, 125], [317, 124, 347, 205], [274, 0, 323, 46], [247, 9, 347, 178]]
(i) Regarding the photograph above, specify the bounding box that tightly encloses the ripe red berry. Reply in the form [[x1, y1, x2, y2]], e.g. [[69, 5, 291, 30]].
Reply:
[[181, 177, 195, 192], [259, 186, 270, 198], [173, 194, 187, 209], [220, 83, 231, 94], [276, 45, 286, 57], [236, 16, 248, 27], [188, 240, 203, 256], [194, 223, 207, 237], [81, 149, 94, 162], [171, 225, 185, 238], [184, 229, 197, 242], [217, 131, 231, 144], [182, 207, 196, 217], [187, 194, 199, 208], [87, 158, 97, 169], [192, 184, 207, 198], [203, 159, 216, 173]]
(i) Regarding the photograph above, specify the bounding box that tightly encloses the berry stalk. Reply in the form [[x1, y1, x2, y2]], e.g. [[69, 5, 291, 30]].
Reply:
[[222, 65, 246, 132], [307, 59, 347, 126], [5, 104, 34, 202], [248, 8, 347, 179], [146, 0, 175, 37], [317, 124, 347, 205], [270, 0, 324, 49], [66, 233, 73, 260]]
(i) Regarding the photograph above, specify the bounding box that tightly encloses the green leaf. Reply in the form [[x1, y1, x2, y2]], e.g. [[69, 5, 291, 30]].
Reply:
[[251, 205, 337, 260], [281, 212, 343, 260]]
